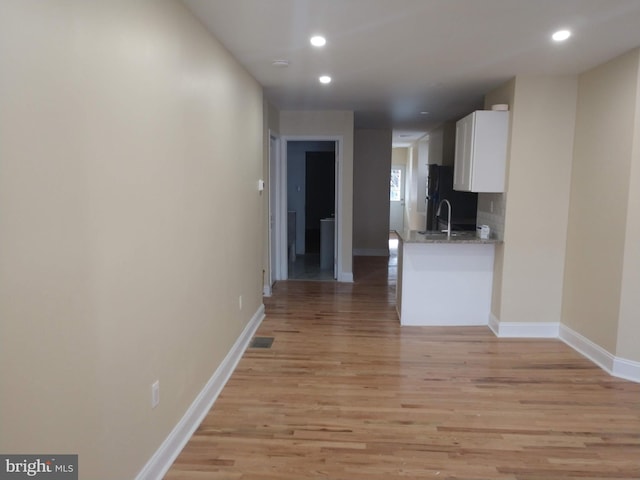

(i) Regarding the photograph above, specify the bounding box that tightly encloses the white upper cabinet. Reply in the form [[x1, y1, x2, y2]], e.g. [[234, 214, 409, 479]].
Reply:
[[453, 111, 509, 193]]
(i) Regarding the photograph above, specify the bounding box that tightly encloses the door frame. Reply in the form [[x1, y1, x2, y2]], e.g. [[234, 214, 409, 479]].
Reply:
[[266, 131, 280, 295], [271, 135, 343, 281]]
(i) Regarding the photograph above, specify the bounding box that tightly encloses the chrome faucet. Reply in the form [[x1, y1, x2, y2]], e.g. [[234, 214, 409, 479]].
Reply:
[[436, 199, 452, 237]]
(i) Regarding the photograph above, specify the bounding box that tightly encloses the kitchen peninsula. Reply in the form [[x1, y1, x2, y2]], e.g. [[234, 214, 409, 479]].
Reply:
[[396, 230, 500, 326]]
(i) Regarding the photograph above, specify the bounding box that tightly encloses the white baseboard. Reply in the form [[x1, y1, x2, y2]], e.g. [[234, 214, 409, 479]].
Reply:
[[489, 318, 639, 383], [559, 324, 615, 372], [135, 304, 266, 480], [560, 324, 640, 383], [263, 284, 272, 297], [338, 271, 354, 283], [489, 316, 559, 338], [613, 357, 640, 383], [353, 248, 389, 257]]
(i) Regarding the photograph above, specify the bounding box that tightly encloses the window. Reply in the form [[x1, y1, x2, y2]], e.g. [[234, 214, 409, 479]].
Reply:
[[390, 168, 402, 201]]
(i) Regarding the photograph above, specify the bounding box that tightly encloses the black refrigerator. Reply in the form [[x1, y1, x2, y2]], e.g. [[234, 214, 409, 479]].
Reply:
[[425, 165, 478, 231]]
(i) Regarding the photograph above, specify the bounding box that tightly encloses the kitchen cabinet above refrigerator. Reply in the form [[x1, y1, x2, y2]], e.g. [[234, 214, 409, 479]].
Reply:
[[454, 110, 508, 193]]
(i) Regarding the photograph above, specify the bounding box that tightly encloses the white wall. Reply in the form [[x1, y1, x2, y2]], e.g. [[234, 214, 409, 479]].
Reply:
[[279, 111, 355, 280], [0, 2, 264, 478]]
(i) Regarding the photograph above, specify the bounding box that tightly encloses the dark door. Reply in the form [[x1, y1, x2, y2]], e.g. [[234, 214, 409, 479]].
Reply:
[[305, 152, 335, 253]]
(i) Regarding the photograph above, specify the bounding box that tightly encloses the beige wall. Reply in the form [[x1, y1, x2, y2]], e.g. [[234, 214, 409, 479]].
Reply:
[[392, 148, 412, 229], [406, 145, 423, 230], [562, 48, 640, 358], [617, 54, 640, 361], [483, 78, 515, 319], [354, 129, 392, 253], [427, 122, 456, 167], [0, 2, 264, 479], [486, 76, 578, 325], [392, 148, 409, 166], [279, 111, 355, 278]]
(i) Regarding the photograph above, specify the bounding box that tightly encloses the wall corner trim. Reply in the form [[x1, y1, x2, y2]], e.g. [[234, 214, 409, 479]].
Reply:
[[559, 324, 640, 383], [135, 304, 266, 480], [488, 313, 500, 336]]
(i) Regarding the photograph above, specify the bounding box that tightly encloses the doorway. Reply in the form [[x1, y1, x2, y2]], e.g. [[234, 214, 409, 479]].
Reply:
[[286, 141, 336, 281], [389, 164, 405, 232], [270, 136, 343, 283]]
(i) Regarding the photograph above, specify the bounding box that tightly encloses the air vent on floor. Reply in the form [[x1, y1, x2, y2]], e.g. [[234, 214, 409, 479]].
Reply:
[[250, 337, 274, 349]]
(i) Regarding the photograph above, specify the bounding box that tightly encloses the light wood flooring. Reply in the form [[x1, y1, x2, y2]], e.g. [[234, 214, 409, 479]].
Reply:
[[165, 253, 640, 479]]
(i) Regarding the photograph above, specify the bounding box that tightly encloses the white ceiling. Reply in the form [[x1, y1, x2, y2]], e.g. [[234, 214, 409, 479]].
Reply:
[[183, 0, 640, 144]]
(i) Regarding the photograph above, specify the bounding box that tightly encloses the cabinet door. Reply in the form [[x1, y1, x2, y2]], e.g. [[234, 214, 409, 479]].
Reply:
[[453, 113, 473, 191], [469, 111, 508, 192]]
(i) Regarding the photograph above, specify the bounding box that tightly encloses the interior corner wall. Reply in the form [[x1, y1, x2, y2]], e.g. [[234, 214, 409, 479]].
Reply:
[[353, 129, 393, 254], [616, 50, 640, 362], [279, 111, 355, 279], [562, 48, 640, 358], [427, 129, 445, 166], [416, 138, 429, 215], [486, 76, 578, 325], [483, 78, 516, 320], [406, 146, 422, 230], [0, 2, 264, 479]]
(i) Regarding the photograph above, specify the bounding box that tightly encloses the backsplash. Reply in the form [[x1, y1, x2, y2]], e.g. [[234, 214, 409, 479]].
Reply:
[[477, 192, 506, 240]]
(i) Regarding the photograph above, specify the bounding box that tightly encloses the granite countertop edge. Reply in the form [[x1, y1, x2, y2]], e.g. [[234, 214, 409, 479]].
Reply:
[[396, 230, 503, 245]]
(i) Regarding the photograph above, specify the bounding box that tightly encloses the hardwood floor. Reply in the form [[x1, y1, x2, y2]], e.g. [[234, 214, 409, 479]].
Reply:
[[165, 254, 640, 480]]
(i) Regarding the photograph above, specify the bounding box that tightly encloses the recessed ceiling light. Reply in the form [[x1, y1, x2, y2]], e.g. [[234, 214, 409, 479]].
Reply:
[[310, 35, 327, 47], [420, 111, 430, 115], [319, 75, 332, 84], [552, 29, 571, 42]]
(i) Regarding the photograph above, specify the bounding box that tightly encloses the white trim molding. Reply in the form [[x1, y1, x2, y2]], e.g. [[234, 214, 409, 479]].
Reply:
[[135, 304, 266, 480], [489, 315, 559, 338], [489, 317, 640, 383], [560, 324, 640, 383], [263, 284, 272, 297], [613, 357, 640, 383]]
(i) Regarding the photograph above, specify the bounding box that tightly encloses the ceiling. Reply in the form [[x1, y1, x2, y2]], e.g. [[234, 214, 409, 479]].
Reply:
[[183, 0, 640, 145]]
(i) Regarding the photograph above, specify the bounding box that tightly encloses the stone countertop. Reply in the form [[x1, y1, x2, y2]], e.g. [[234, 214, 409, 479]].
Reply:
[[396, 230, 502, 244]]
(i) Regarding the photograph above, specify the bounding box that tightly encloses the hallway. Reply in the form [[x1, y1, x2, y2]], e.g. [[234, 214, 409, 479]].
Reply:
[[166, 253, 640, 479]]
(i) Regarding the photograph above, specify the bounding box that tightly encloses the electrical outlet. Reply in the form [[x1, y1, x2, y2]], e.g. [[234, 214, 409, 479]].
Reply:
[[151, 380, 160, 408], [239, 295, 243, 311]]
